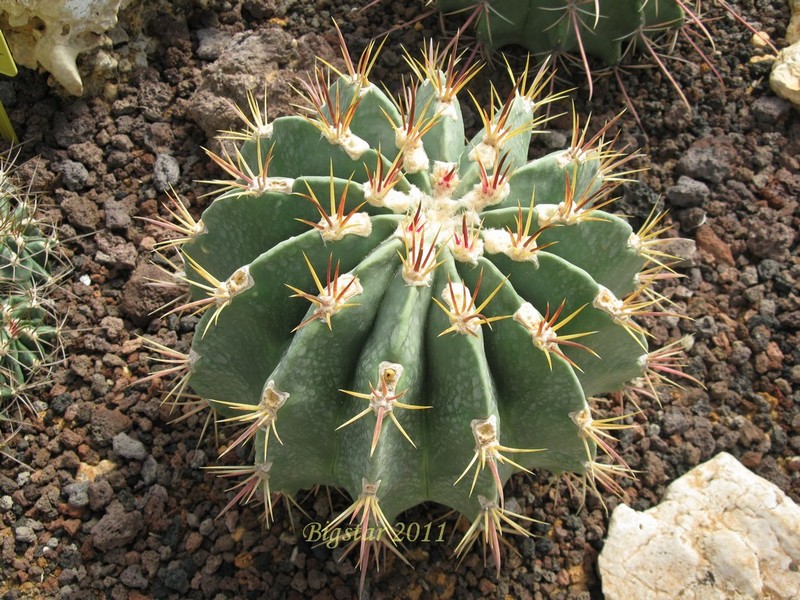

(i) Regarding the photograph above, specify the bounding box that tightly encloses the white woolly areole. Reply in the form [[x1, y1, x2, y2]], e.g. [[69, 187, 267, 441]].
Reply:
[[260, 380, 289, 412], [255, 123, 273, 139], [482, 228, 540, 265], [441, 280, 469, 309], [569, 407, 593, 431], [450, 236, 484, 265], [471, 415, 499, 447], [219, 265, 254, 303], [513, 301, 558, 351], [593, 285, 626, 320], [397, 132, 429, 173], [318, 212, 373, 242], [435, 99, 459, 121], [325, 274, 362, 304], [431, 161, 460, 198], [482, 228, 513, 254], [253, 461, 273, 478], [188, 348, 201, 366], [247, 176, 294, 195], [377, 361, 403, 395], [423, 196, 462, 226], [535, 201, 582, 225], [362, 182, 415, 213], [384, 189, 416, 213], [468, 141, 498, 167], [636, 353, 649, 374], [401, 243, 437, 287], [627, 232, 643, 254], [345, 77, 374, 97], [360, 478, 381, 496], [555, 146, 590, 168], [462, 181, 511, 212], [441, 281, 481, 336], [516, 92, 536, 115], [361, 180, 386, 207], [193, 219, 208, 238], [323, 128, 369, 160]]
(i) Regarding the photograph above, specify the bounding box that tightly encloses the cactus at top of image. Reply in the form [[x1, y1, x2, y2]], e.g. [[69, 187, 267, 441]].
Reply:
[[144, 32, 697, 593], [426, 0, 724, 106], [0, 156, 63, 419], [433, 0, 687, 60]]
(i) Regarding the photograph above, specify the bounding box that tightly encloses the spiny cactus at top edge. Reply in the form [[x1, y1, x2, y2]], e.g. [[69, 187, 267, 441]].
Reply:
[[0, 156, 63, 417], [144, 34, 697, 590], [429, 0, 720, 103]]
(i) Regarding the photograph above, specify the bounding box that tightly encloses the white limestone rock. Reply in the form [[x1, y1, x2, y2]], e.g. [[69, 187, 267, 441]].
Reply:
[[0, 0, 133, 95], [788, 0, 800, 45], [599, 452, 800, 600], [771, 41, 800, 108]]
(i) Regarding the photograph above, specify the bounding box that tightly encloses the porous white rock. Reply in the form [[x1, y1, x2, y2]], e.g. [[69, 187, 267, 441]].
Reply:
[[788, 0, 800, 45], [0, 0, 133, 95], [771, 42, 800, 107], [599, 452, 800, 600]]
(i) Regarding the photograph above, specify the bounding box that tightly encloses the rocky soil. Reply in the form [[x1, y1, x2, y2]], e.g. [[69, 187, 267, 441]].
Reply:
[[0, 0, 798, 599]]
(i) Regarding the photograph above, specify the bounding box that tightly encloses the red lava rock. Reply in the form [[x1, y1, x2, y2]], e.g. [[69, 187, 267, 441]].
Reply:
[[62, 519, 82, 537], [90, 406, 133, 445], [60, 190, 102, 230], [11, 490, 30, 508], [58, 502, 85, 518], [738, 417, 767, 447], [740, 450, 763, 468], [87, 479, 114, 511], [676, 136, 736, 183], [764, 341, 784, 370], [556, 569, 571, 586], [746, 218, 796, 259], [695, 224, 735, 265], [185, 531, 204, 553], [143, 484, 170, 532], [478, 578, 497, 594], [120, 261, 184, 327], [187, 28, 338, 139], [90, 502, 143, 552], [76, 443, 99, 462], [59, 428, 82, 449]]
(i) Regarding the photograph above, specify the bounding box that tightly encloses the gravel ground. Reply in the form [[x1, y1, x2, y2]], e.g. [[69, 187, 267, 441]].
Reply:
[[0, 1, 798, 599]]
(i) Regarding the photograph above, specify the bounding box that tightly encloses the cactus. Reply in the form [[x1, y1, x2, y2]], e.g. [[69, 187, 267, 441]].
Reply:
[[146, 36, 694, 589], [426, 0, 721, 104], [0, 156, 63, 418]]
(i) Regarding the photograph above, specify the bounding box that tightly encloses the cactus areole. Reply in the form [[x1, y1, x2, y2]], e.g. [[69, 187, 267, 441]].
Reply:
[[149, 37, 687, 585]]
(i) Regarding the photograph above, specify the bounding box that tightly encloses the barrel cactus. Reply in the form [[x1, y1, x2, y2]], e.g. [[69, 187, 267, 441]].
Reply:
[[0, 157, 62, 417], [146, 37, 690, 588], [427, 0, 718, 102]]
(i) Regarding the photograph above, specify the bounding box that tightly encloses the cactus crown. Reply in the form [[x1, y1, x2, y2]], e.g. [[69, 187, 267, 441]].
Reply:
[[147, 34, 693, 589]]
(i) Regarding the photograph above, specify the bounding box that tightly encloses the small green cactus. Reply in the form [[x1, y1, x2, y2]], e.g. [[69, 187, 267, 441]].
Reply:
[[147, 37, 693, 588], [0, 157, 63, 417]]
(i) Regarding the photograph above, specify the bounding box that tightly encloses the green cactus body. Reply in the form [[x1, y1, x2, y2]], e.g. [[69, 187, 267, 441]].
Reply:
[[433, 0, 686, 65], [0, 166, 61, 409], [152, 40, 681, 582]]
